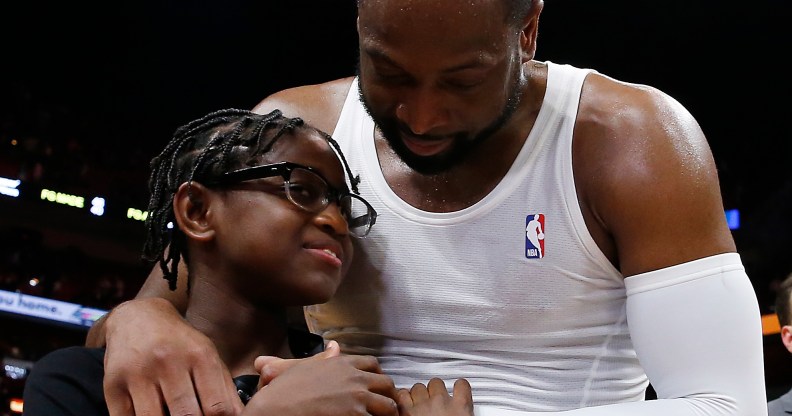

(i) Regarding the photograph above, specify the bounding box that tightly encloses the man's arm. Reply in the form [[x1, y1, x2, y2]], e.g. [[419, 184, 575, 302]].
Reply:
[[472, 74, 766, 416], [474, 252, 765, 416], [85, 260, 244, 416], [574, 74, 737, 276], [489, 75, 764, 415], [86, 260, 189, 348], [572, 74, 765, 414]]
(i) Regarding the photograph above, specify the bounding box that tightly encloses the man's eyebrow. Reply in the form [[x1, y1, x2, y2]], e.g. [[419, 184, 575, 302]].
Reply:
[[365, 48, 404, 70], [365, 46, 494, 74], [443, 61, 492, 74]]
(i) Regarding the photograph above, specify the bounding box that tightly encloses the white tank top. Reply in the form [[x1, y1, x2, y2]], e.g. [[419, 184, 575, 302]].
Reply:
[[306, 62, 648, 412]]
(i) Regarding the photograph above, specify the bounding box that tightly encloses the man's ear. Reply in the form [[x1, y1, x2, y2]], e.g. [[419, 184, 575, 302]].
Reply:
[[518, 0, 544, 63], [173, 182, 217, 242], [781, 325, 792, 354]]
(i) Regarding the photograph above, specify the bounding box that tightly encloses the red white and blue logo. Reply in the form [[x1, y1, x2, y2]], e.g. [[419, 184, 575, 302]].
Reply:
[[525, 214, 545, 259]]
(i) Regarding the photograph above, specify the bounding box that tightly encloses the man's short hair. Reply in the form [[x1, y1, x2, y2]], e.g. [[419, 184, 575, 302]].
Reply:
[[775, 273, 792, 327]]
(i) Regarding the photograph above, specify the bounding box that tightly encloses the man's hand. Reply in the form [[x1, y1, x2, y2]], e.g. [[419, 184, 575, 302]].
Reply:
[[247, 344, 398, 416], [102, 298, 244, 416], [396, 378, 473, 416]]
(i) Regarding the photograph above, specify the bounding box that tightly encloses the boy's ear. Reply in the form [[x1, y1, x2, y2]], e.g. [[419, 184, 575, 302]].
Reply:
[[781, 325, 792, 354], [173, 182, 217, 242]]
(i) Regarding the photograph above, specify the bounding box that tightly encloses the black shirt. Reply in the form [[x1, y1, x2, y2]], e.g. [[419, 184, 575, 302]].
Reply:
[[23, 347, 109, 416], [22, 327, 324, 415]]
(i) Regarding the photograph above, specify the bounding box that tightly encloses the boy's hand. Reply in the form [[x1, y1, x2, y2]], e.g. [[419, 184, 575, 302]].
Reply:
[[396, 378, 473, 416], [254, 340, 341, 389], [247, 346, 398, 416]]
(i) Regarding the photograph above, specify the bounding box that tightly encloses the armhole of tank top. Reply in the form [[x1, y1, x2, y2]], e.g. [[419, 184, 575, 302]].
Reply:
[[331, 78, 360, 143], [552, 64, 623, 280]]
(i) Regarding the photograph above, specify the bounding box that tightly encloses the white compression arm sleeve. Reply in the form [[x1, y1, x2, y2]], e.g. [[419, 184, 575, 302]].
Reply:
[[474, 253, 767, 416]]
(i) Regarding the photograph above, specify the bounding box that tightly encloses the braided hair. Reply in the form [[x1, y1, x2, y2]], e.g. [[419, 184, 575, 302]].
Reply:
[[142, 108, 360, 291]]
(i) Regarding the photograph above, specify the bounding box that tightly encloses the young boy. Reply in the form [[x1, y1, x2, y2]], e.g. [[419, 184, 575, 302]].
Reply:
[[22, 109, 413, 415]]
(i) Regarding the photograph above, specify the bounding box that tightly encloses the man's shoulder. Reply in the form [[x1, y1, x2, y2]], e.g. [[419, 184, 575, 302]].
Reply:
[[577, 71, 683, 133], [573, 68, 705, 170], [569, 67, 731, 275], [252, 77, 355, 134]]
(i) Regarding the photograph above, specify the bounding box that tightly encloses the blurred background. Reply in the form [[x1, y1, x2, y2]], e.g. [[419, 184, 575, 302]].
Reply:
[[0, 0, 790, 414]]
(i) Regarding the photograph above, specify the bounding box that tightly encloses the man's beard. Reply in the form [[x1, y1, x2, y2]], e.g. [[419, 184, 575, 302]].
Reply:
[[357, 65, 523, 176]]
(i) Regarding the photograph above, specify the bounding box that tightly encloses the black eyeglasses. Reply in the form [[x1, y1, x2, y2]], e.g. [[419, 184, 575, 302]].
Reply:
[[204, 162, 377, 237]]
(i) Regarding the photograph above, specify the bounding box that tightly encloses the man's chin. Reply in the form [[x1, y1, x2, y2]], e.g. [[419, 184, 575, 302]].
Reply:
[[380, 126, 465, 175], [401, 135, 455, 158], [394, 149, 456, 176]]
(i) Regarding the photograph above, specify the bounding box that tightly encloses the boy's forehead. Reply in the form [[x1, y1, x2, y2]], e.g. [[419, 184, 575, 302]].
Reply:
[[265, 131, 345, 177], [265, 129, 334, 159]]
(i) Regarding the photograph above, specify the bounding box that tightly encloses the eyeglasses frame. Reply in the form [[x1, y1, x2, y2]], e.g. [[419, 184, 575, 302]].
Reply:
[[202, 161, 377, 237]]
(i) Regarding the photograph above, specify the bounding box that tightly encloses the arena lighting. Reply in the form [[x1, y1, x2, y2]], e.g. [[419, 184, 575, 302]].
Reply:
[[9, 398, 23, 414], [40, 188, 84, 208], [90, 196, 106, 216], [0, 173, 144, 224], [4, 364, 27, 380], [127, 207, 149, 221], [28, 277, 39, 287], [725, 208, 740, 230], [0, 176, 21, 197]]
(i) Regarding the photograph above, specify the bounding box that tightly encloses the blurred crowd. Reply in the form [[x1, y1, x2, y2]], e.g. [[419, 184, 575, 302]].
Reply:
[[0, 82, 154, 210], [0, 123, 151, 211], [0, 225, 147, 415], [0, 226, 144, 313]]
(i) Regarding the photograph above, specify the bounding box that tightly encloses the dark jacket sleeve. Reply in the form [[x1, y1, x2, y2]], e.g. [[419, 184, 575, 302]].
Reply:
[[22, 346, 108, 416]]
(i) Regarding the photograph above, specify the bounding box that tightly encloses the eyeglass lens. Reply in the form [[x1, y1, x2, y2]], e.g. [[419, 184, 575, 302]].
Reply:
[[286, 168, 372, 237]]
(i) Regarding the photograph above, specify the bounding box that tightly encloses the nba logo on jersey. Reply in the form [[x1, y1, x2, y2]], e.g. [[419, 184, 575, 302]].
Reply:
[[525, 214, 545, 259]]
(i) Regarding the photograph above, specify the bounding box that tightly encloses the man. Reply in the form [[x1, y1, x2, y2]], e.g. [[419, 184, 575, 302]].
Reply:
[[769, 274, 792, 416], [88, 0, 767, 414]]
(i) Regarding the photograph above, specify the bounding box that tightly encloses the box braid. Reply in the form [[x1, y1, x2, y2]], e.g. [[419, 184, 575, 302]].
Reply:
[[142, 108, 361, 291]]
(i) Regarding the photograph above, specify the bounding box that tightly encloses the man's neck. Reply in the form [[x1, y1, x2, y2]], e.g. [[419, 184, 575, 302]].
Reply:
[[375, 71, 545, 212]]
